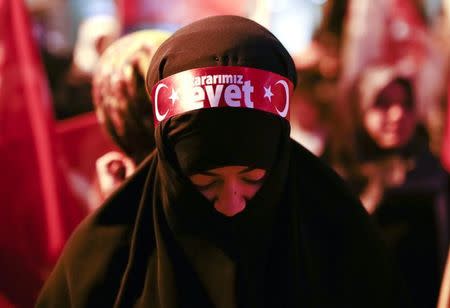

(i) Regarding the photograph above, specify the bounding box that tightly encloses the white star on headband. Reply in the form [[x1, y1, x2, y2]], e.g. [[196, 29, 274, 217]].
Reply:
[[169, 88, 179, 104], [264, 86, 274, 102]]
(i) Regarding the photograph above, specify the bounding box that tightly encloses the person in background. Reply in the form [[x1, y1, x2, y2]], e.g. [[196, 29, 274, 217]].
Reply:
[[340, 0, 448, 156], [51, 0, 120, 119], [293, 0, 348, 70], [291, 0, 355, 173], [289, 66, 334, 160], [345, 64, 449, 308], [92, 29, 171, 200], [25, 0, 121, 119], [70, 0, 120, 77], [37, 15, 409, 308]]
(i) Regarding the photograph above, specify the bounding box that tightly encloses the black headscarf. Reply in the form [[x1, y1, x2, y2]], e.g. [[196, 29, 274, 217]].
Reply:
[[37, 16, 410, 308]]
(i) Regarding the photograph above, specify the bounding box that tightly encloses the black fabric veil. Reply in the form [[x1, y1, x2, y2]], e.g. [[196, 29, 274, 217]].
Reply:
[[37, 16, 410, 308]]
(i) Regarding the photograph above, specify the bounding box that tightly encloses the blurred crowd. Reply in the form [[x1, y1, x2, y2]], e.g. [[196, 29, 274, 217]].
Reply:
[[3, 0, 450, 307]]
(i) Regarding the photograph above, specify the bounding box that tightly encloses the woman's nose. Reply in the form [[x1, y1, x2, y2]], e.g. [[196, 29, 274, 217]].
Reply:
[[214, 180, 246, 217]]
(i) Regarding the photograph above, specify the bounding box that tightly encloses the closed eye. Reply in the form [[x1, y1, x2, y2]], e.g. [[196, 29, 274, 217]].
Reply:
[[240, 168, 266, 184], [241, 177, 265, 185], [194, 180, 220, 191], [189, 173, 221, 191]]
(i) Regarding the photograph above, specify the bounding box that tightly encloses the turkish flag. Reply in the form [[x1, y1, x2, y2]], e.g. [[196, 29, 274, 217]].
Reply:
[[0, 0, 87, 306]]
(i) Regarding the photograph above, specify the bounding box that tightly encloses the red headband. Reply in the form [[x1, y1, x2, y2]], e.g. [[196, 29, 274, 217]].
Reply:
[[150, 66, 294, 125]]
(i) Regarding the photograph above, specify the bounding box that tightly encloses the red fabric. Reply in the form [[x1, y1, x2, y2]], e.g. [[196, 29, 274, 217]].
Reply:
[[0, 0, 61, 305], [55, 113, 119, 212], [0, 293, 14, 308], [383, 0, 426, 64], [0, 1, 115, 306]]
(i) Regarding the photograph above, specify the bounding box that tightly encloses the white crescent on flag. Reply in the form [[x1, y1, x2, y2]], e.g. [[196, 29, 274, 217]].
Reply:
[[274, 80, 290, 118], [154, 83, 169, 121]]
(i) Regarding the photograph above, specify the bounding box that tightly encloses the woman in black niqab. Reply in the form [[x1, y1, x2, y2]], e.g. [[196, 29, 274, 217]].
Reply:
[[37, 16, 410, 308]]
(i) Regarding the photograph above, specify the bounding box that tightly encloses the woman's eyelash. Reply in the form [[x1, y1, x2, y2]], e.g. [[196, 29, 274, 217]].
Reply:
[[193, 175, 265, 190], [241, 177, 265, 185]]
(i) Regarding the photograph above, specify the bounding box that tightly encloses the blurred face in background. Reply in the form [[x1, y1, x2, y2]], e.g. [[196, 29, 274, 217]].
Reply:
[[294, 93, 322, 132], [189, 166, 266, 217], [363, 80, 417, 149]]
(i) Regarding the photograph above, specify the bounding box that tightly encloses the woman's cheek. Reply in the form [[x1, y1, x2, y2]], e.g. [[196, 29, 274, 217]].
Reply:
[[200, 188, 219, 202], [241, 182, 263, 199]]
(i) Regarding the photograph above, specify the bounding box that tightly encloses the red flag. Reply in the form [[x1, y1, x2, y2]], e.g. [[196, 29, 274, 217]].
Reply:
[[0, 0, 80, 305]]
